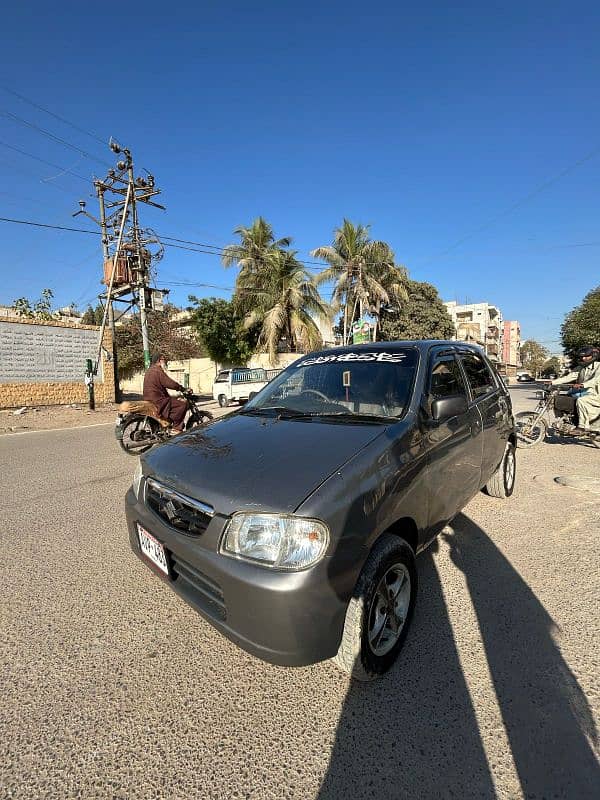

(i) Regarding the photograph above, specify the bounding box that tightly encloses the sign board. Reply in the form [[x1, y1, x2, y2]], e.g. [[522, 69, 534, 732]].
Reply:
[[0, 322, 102, 383], [351, 319, 373, 344]]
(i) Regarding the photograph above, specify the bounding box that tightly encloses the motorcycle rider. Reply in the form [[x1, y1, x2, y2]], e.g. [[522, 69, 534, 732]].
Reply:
[[143, 353, 191, 433], [551, 346, 600, 431]]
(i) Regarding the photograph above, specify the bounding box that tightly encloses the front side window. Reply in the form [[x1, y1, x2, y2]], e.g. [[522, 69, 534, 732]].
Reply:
[[460, 353, 495, 399], [215, 371, 229, 383], [244, 348, 419, 420], [428, 354, 467, 400]]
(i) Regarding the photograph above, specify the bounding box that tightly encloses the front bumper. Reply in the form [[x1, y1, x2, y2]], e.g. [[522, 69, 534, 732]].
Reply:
[[125, 488, 347, 666]]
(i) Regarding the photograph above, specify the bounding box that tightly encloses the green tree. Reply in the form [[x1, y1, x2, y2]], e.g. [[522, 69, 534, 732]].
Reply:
[[222, 217, 292, 284], [187, 297, 254, 366], [540, 356, 562, 378], [223, 218, 329, 361], [378, 279, 456, 342], [520, 339, 549, 377], [560, 285, 600, 359], [240, 249, 328, 362], [12, 297, 34, 318], [12, 288, 54, 319], [115, 305, 204, 379], [311, 219, 407, 343], [81, 303, 105, 326]]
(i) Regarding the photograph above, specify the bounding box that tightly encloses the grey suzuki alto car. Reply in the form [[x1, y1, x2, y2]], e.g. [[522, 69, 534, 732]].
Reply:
[[125, 341, 516, 680]]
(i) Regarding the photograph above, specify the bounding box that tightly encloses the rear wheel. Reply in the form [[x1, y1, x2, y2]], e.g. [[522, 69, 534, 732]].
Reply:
[[515, 411, 547, 448], [119, 416, 159, 455], [333, 534, 417, 681], [485, 442, 516, 498], [218, 394, 229, 408]]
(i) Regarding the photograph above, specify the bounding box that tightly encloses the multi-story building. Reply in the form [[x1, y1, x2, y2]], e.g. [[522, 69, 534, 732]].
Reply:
[[444, 301, 503, 362], [502, 320, 521, 369]]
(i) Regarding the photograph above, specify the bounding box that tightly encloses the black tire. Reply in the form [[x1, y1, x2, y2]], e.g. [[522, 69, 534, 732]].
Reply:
[[218, 394, 229, 408], [333, 534, 417, 681], [118, 416, 159, 455], [185, 412, 213, 430], [515, 411, 547, 448], [484, 442, 516, 498]]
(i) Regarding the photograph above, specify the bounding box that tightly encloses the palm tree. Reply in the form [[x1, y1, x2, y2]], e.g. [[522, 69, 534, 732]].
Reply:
[[240, 249, 329, 363], [310, 219, 408, 343], [222, 217, 292, 280]]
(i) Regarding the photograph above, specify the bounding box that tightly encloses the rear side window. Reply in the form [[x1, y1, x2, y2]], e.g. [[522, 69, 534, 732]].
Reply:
[[460, 353, 496, 398], [429, 354, 467, 400]]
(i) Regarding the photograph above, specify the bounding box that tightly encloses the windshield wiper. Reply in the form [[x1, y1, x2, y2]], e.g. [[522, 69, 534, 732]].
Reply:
[[310, 411, 396, 424], [240, 407, 396, 423], [239, 406, 311, 417]]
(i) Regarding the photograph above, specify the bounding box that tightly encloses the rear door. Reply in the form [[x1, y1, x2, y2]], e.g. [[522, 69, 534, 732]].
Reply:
[[458, 351, 509, 484], [425, 348, 483, 534]]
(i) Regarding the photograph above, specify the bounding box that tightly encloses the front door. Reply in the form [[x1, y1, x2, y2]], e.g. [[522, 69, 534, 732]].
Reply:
[[425, 350, 483, 536], [458, 352, 509, 484]]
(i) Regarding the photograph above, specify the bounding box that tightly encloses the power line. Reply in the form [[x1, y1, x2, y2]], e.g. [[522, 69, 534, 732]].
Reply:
[[0, 108, 111, 169], [0, 216, 98, 236], [1, 86, 106, 146], [419, 143, 600, 266], [0, 215, 336, 270], [0, 154, 80, 197], [0, 140, 90, 182]]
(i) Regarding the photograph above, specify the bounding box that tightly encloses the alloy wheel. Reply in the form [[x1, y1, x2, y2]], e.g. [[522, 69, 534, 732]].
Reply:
[[367, 563, 411, 656]]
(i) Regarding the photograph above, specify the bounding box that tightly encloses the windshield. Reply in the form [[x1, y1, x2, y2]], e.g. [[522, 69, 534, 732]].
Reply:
[[244, 348, 419, 420]]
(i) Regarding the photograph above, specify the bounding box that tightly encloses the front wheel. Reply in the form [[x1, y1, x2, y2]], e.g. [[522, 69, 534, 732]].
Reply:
[[185, 411, 213, 430], [218, 394, 229, 408], [515, 411, 547, 448], [118, 416, 159, 455], [333, 534, 417, 681], [484, 442, 516, 498]]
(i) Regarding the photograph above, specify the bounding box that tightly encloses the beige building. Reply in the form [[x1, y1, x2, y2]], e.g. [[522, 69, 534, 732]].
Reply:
[[502, 320, 521, 369], [443, 301, 503, 362]]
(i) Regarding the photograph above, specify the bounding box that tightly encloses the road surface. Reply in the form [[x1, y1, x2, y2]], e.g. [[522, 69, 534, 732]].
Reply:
[[1, 393, 598, 799]]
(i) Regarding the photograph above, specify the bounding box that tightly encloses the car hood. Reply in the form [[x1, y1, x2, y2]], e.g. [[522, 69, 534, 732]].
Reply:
[[142, 412, 385, 515]]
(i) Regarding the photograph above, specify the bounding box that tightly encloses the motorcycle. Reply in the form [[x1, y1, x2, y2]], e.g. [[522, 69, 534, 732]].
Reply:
[[115, 392, 213, 455], [515, 385, 600, 448]]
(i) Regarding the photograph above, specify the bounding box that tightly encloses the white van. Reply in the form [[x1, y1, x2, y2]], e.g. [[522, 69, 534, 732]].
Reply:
[[212, 367, 281, 407]]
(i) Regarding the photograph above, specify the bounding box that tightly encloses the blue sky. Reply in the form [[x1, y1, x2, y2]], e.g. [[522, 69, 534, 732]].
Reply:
[[1, 0, 599, 349]]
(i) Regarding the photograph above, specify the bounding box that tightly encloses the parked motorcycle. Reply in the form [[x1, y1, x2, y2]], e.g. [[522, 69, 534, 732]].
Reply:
[[115, 392, 213, 455], [515, 386, 600, 448]]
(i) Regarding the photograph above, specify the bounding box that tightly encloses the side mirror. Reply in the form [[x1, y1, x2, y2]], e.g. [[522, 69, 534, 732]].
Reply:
[[431, 395, 468, 421]]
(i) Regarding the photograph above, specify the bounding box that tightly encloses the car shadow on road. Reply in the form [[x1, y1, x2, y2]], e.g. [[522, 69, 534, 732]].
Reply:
[[317, 516, 599, 799], [444, 514, 598, 798], [317, 538, 496, 799]]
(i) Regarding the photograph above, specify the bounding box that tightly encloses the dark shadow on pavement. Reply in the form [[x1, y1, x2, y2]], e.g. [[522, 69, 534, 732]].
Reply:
[[317, 540, 496, 799], [318, 518, 599, 799], [444, 514, 599, 799]]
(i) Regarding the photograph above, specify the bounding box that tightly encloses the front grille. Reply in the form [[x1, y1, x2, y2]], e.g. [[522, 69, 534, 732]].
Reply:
[[171, 552, 226, 620], [145, 477, 213, 535]]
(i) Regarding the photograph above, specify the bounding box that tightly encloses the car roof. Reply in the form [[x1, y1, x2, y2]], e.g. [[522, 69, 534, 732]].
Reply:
[[301, 340, 482, 359]]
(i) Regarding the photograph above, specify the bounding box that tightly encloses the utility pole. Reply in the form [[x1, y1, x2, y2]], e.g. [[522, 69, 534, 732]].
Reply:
[[74, 140, 168, 391], [96, 185, 120, 399]]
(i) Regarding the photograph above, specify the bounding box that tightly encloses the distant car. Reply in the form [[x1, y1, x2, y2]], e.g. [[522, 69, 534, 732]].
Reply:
[[516, 373, 534, 382], [212, 366, 280, 407], [126, 341, 516, 680]]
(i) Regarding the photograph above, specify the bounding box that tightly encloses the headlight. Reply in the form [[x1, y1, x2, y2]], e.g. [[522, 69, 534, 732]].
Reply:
[[132, 460, 143, 499], [221, 513, 329, 570]]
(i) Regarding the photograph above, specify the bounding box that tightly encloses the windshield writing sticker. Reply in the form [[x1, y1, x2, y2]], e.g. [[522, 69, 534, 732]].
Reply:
[[298, 352, 406, 367]]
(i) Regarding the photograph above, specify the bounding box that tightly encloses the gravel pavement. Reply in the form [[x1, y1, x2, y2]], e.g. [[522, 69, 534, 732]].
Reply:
[[1, 388, 598, 799]]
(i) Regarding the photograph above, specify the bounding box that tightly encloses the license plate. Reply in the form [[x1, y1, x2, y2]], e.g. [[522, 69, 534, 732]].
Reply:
[[137, 523, 169, 576]]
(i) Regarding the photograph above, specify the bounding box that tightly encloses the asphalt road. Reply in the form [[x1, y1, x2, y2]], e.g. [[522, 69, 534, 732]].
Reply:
[[1, 390, 599, 799]]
